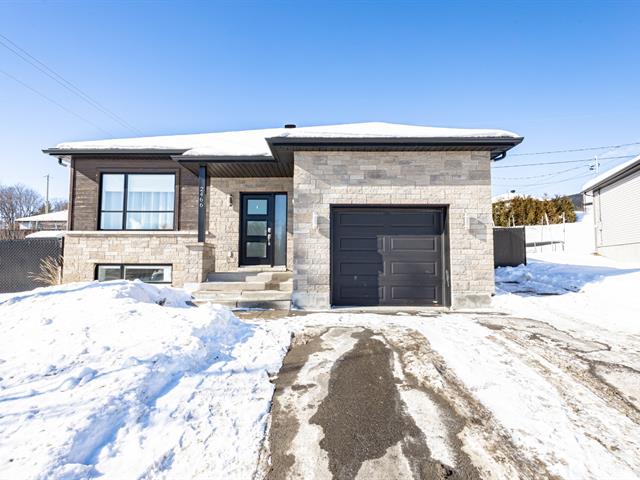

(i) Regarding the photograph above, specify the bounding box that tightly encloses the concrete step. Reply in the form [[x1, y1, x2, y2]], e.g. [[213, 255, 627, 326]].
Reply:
[[193, 299, 291, 310], [274, 279, 293, 292], [192, 290, 291, 301], [239, 290, 292, 301], [251, 271, 293, 282], [197, 281, 268, 292], [205, 272, 253, 282]]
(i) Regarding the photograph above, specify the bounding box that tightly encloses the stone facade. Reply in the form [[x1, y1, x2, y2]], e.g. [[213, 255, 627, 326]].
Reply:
[[63, 231, 213, 287], [292, 151, 494, 309], [207, 177, 293, 271], [62, 151, 496, 309]]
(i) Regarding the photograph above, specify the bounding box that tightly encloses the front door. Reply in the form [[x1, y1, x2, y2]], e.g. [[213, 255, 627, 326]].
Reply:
[[241, 194, 273, 266]]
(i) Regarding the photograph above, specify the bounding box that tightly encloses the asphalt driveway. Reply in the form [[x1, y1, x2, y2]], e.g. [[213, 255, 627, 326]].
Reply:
[[252, 313, 640, 480]]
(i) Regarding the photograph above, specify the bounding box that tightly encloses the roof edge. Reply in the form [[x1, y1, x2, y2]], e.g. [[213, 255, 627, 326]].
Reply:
[[581, 156, 640, 193], [43, 148, 190, 155], [267, 136, 523, 146], [173, 155, 277, 163]]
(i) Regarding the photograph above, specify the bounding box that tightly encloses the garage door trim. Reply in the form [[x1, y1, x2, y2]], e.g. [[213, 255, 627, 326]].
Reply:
[[330, 205, 451, 307]]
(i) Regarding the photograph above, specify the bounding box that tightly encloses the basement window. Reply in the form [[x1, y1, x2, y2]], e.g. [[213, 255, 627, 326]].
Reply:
[[96, 264, 172, 284]]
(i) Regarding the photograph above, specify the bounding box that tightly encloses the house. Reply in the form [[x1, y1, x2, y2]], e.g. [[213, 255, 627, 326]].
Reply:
[[44, 122, 522, 309], [582, 154, 640, 261], [16, 210, 68, 231]]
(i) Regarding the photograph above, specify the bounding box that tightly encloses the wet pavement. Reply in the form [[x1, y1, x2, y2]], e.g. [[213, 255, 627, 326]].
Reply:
[[262, 327, 480, 480]]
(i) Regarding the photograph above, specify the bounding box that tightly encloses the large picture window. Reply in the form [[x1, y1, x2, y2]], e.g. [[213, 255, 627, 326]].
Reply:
[[100, 173, 175, 230]]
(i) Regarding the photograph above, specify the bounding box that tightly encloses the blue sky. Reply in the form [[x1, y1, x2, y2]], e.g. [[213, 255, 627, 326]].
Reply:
[[1, 0, 639, 200]]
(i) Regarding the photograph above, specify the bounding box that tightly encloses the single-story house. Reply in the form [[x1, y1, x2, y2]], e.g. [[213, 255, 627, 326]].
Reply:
[[44, 122, 522, 309], [16, 210, 68, 230], [582, 154, 640, 261]]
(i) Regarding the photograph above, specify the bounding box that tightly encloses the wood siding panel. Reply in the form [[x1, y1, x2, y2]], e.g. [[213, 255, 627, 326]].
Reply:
[[71, 157, 198, 231]]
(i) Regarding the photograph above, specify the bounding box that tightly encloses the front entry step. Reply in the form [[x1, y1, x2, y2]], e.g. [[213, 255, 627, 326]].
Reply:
[[192, 270, 292, 310]]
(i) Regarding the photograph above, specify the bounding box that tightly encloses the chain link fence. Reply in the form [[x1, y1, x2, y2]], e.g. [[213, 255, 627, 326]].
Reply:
[[0, 238, 63, 293]]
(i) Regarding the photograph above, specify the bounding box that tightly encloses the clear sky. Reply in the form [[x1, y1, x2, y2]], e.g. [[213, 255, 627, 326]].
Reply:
[[1, 0, 639, 200]]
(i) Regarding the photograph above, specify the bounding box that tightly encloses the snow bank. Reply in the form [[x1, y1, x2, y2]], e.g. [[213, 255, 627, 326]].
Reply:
[[495, 252, 640, 335], [0, 281, 290, 479]]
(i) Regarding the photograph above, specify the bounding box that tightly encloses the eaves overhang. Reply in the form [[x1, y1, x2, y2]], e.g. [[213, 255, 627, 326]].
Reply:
[[42, 148, 190, 156], [265, 135, 523, 161]]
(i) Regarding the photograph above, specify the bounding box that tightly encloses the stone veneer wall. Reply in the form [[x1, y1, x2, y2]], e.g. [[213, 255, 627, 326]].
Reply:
[[62, 231, 214, 287], [292, 151, 494, 309], [207, 177, 294, 272]]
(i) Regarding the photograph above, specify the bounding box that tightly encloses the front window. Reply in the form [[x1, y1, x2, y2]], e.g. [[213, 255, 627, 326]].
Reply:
[[100, 173, 175, 230], [96, 264, 172, 283]]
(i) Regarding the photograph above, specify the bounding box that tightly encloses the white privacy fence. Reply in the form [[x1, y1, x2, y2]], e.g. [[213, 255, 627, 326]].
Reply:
[[525, 213, 595, 254]]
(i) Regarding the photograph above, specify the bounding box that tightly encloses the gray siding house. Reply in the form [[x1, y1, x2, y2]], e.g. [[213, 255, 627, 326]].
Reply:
[[582, 154, 640, 261], [44, 122, 522, 309]]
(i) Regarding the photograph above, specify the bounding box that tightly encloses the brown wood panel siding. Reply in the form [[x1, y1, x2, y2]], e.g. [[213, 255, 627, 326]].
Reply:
[[70, 156, 198, 231]]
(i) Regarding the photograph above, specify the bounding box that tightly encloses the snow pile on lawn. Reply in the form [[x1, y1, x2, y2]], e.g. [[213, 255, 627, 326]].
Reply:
[[0, 281, 291, 479], [495, 253, 609, 294], [495, 252, 640, 334]]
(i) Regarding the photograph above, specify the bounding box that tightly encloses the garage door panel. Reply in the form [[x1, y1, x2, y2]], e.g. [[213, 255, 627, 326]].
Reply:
[[390, 212, 438, 228], [388, 236, 437, 252], [391, 286, 438, 301], [332, 207, 447, 307], [390, 261, 437, 275], [339, 262, 383, 275], [336, 211, 386, 226], [340, 286, 383, 299], [339, 237, 380, 251]]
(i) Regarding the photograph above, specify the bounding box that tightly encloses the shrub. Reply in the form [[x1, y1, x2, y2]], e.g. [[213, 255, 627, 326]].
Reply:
[[492, 195, 576, 227]]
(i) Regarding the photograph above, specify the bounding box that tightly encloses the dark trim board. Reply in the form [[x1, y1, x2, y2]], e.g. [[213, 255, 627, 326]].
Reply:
[[330, 205, 450, 307]]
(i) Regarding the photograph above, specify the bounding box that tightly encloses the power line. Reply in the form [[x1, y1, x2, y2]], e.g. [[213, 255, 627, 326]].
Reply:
[[493, 155, 622, 180], [494, 172, 594, 189], [510, 142, 640, 156], [493, 154, 635, 169], [493, 164, 587, 180], [0, 33, 141, 134], [0, 67, 115, 136]]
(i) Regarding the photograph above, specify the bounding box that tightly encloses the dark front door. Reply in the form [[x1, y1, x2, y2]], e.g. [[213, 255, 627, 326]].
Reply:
[[240, 194, 274, 266], [331, 206, 448, 307]]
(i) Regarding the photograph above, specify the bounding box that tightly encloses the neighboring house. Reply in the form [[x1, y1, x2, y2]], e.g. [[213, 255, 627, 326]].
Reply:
[[44, 122, 522, 309], [16, 210, 68, 230], [582, 154, 640, 261]]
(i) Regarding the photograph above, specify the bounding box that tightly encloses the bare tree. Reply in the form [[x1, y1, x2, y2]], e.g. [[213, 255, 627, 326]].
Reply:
[[0, 184, 44, 234], [37, 198, 68, 214], [50, 198, 69, 212]]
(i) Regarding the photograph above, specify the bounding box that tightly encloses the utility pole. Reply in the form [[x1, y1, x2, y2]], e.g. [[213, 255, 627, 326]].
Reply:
[[44, 174, 50, 213]]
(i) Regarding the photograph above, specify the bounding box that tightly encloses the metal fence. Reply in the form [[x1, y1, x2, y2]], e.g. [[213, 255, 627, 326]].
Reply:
[[0, 238, 63, 293], [493, 227, 527, 268]]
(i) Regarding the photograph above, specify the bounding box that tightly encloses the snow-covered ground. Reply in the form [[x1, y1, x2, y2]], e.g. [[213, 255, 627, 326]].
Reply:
[[0, 281, 290, 479], [495, 251, 640, 336], [1, 251, 639, 479]]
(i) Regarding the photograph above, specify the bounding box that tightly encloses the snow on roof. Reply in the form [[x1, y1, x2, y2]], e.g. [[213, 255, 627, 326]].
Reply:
[[25, 230, 66, 238], [16, 210, 68, 223], [52, 122, 522, 157], [581, 154, 640, 192]]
